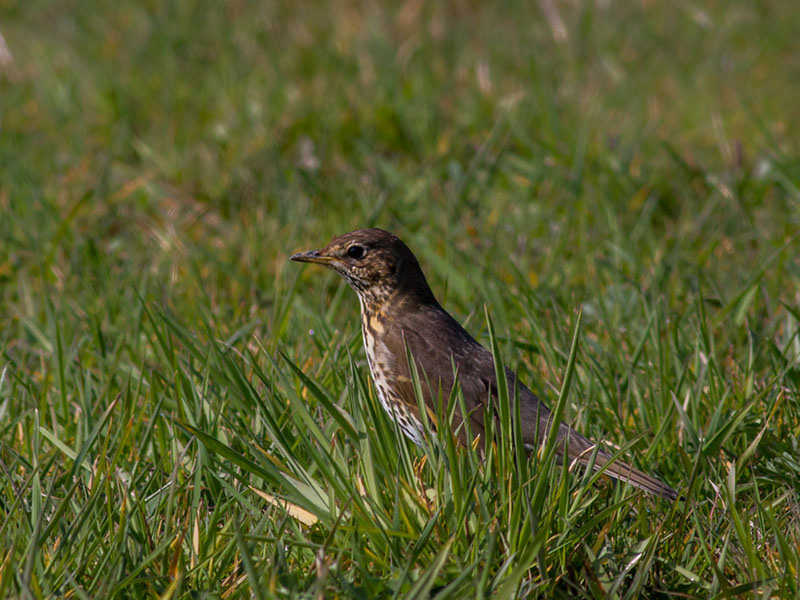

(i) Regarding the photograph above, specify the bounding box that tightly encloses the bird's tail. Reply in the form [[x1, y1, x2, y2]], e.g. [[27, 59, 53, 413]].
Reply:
[[575, 448, 679, 501]]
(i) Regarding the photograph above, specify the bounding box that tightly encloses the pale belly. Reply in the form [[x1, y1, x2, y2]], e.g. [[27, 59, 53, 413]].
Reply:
[[360, 317, 426, 446]]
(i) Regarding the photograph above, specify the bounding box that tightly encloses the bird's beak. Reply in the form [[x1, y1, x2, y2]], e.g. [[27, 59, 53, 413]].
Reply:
[[290, 249, 335, 265]]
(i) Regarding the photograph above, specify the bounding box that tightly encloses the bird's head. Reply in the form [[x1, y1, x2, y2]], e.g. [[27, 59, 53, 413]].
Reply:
[[291, 228, 436, 309]]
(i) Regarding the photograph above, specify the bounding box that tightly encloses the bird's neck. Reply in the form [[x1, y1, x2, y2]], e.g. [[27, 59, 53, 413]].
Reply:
[[355, 259, 439, 317], [357, 283, 438, 321], [355, 284, 396, 314]]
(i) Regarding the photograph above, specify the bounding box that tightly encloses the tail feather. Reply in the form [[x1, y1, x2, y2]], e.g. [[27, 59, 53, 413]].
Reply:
[[578, 450, 679, 501]]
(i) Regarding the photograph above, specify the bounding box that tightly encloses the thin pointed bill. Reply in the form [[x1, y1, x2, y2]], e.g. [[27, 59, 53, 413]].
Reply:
[[290, 249, 335, 264]]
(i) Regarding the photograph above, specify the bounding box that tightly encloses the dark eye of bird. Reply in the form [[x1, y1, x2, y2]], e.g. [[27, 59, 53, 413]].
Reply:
[[347, 245, 365, 259]]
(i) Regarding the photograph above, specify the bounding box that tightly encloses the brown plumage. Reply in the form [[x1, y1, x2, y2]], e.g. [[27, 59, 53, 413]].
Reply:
[[291, 228, 678, 501]]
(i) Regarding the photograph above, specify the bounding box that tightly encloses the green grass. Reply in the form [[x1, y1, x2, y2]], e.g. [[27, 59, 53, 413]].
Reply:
[[2, 0, 800, 597]]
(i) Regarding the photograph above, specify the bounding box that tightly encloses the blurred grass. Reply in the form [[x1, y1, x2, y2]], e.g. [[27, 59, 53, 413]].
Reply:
[[2, 0, 800, 597]]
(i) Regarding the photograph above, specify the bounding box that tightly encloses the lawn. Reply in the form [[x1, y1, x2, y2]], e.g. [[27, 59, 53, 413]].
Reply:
[[1, 0, 799, 597]]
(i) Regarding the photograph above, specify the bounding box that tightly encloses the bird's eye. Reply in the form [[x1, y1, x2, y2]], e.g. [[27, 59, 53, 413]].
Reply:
[[347, 245, 365, 259]]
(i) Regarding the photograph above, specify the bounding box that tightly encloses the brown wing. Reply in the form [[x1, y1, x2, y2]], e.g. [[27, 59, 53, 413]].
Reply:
[[380, 305, 491, 446], [379, 303, 678, 500], [381, 303, 579, 451]]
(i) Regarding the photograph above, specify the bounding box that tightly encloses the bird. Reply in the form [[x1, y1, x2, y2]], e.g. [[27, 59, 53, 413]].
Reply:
[[291, 228, 678, 501]]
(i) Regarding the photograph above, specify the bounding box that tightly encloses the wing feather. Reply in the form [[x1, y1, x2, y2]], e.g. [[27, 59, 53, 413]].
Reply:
[[375, 303, 678, 500]]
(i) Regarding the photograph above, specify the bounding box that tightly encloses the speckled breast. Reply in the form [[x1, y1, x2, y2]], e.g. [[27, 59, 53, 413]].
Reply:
[[360, 309, 426, 446]]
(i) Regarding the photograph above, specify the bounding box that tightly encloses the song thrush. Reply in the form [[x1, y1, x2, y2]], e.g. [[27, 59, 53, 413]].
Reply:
[[291, 228, 678, 500]]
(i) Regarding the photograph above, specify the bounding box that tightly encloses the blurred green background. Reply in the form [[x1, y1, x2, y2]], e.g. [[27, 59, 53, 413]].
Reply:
[[2, 0, 799, 597], [3, 0, 798, 330]]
